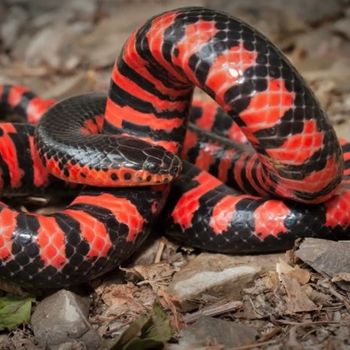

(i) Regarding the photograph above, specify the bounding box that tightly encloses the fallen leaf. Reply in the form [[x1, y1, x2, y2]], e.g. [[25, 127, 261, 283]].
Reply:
[[280, 274, 318, 313], [0, 295, 34, 330], [122, 262, 175, 287], [262, 271, 280, 290], [277, 260, 310, 285], [95, 282, 156, 320], [276, 259, 294, 274], [301, 284, 331, 305], [110, 304, 173, 350], [290, 267, 311, 285]]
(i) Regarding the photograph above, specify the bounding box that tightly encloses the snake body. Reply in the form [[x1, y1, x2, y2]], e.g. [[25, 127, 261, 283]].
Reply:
[[0, 7, 349, 287]]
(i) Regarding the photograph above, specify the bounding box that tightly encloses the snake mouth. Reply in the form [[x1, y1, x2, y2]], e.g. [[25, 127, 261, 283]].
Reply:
[[106, 168, 180, 187]]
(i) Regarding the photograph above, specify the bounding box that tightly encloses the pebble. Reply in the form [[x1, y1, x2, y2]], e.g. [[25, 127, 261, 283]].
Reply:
[[169, 316, 257, 349], [296, 238, 350, 292], [167, 252, 282, 311], [31, 290, 101, 350]]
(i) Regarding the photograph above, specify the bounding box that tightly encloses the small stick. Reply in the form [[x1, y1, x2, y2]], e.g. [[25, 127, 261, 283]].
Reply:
[[259, 327, 282, 342], [276, 320, 347, 326], [327, 284, 350, 313], [183, 300, 242, 323], [154, 239, 165, 263]]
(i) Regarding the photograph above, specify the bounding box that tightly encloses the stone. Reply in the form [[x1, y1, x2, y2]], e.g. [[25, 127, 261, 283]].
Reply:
[[296, 238, 350, 291], [0, 6, 28, 51], [31, 290, 101, 350], [294, 26, 350, 61], [296, 238, 350, 278], [24, 23, 84, 71], [167, 252, 282, 311], [170, 316, 257, 349], [334, 18, 350, 40]]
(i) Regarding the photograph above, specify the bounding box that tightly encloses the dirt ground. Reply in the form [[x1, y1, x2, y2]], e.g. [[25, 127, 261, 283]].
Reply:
[[0, 0, 350, 349]]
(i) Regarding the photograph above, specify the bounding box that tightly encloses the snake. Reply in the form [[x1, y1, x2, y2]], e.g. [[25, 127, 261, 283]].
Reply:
[[0, 7, 349, 287]]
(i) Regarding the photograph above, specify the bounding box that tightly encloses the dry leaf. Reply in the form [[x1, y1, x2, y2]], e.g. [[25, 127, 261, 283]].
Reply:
[[277, 259, 311, 284], [280, 274, 318, 313], [95, 282, 156, 320], [122, 263, 175, 284], [332, 272, 350, 283]]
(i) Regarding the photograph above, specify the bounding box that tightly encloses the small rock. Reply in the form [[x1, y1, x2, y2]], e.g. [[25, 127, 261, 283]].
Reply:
[[333, 17, 350, 40], [62, 0, 98, 22], [0, 6, 28, 51], [24, 23, 84, 71], [86, 36, 119, 69], [77, 18, 130, 69], [172, 316, 257, 349], [296, 238, 350, 291], [31, 290, 101, 350], [167, 252, 282, 311], [294, 26, 350, 61]]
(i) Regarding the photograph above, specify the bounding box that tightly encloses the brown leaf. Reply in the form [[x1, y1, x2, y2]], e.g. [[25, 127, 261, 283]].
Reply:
[[122, 263, 175, 283], [276, 260, 310, 285], [280, 274, 318, 313], [95, 282, 156, 320]]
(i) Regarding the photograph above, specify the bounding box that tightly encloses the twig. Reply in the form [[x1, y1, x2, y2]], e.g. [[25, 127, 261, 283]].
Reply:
[[247, 296, 265, 318], [154, 239, 165, 263], [328, 284, 350, 312], [183, 300, 242, 323], [259, 327, 282, 342], [276, 319, 348, 326], [158, 290, 181, 332]]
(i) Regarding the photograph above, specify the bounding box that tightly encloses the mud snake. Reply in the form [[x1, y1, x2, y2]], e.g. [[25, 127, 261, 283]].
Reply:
[[0, 7, 349, 287]]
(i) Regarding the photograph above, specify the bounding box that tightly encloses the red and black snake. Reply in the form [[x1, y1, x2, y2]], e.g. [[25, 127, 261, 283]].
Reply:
[[0, 7, 349, 287]]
